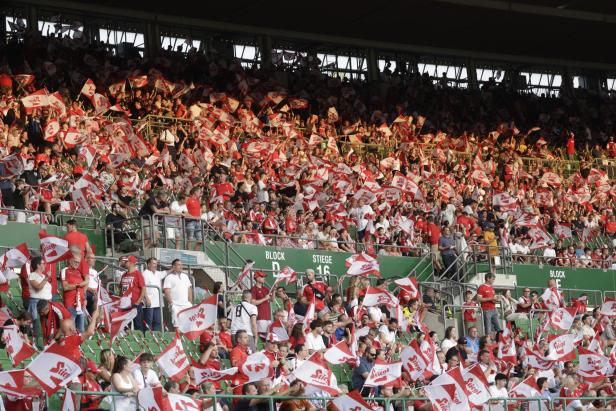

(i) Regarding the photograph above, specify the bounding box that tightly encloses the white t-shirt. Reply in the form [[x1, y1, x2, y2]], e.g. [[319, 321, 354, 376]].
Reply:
[[229, 301, 258, 336], [29, 271, 52, 300], [305, 331, 326, 352], [441, 338, 457, 354], [378, 325, 396, 345], [163, 272, 192, 306], [132, 368, 161, 390], [488, 385, 508, 411], [170, 201, 188, 215], [142, 269, 167, 308], [88, 268, 99, 290]]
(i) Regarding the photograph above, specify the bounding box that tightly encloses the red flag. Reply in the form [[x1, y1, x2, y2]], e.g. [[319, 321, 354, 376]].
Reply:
[[329, 390, 375, 411], [44, 119, 60, 142], [291, 352, 339, 395], [266, 319, 289, 343], [107, 308, 137, 344], [137, 386, 165, 411], [426, 367, 469, 411], [599, 297, 616, 316], [362, 286, 399, 307], [156, 333, 190, 382], [128, 75, 148, 89], [394, 275, 420, 300], [26, 340, 82, 395], [192, 363, 238, 385], [176, 295, 218, 340], [400, 339, 431, 380], [80, 79, 96, 98], [461, 363, 491, 408], [2, 324, 36, 366]]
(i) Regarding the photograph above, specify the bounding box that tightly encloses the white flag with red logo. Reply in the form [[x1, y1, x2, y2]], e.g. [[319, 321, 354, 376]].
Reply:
[[93, 93, 110, 115], [329, 390, 376, 411], [2, 154, 25, 177], [509, 376, 547, 411], [535, 189, 554, 207], [549, 307, 577, 331], [39, 231, 70, 263], [541, 287, 564, 311], [426, 367, 469, 411], [523, 347, 553, 371], [239, 351, 273, 383], [26, 341, 82, 395], [0, 243, 30, 270], [400, 339, 430, 380], [273, 266, 297, 286], [166, 393, 202, 410], [364, 358, 402, 387], [577, 346, 608, 383], [21, 89, 50, 112], [266, 319, 289, 343], [324, 340, 356, 366], [176, 295, 218, 340], [192, 364, 238, 385], [346, 260, 380, 278], [540, 172, 562, 187], [0, 370, 31, 397], [80, 79, 96, 98], [128, 75, 148, 89], [106, 307, 137, 344], [137, 386, 165, 411], [61, 388, 77, 411], [108, 81, 126, 97], [599, 297, 616, 316], [493, 191, 518, 211], [554, 224, 572, 239], [362, 286, 399, 307], [546, 334, 576, 361], [44, 119, 60, 142], [497, 327, 516, 362], [394, 274, 420, 300], [2, 324, 36, 366], [156, 334, 190, 382], [292, 353, 340, 395], [71, 187, 92, 214], [461, 363, 491, 407]]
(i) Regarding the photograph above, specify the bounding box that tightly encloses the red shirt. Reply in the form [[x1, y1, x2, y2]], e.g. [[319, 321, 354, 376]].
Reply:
[[82, 375, 102, 411], [463, 301, 478, 322], [121, 270, 145, 305], [230, 345, 249, 368], [186, 196, 201, 217], [427, 223, 441, 245], [303, 281, 327, 311], [251, 285, 271, 321], [64, 231, 88, 255], [41, 301, 72, 344], [477, 284, 496, 310], [61, 267, 86, 310], [19, 264, 30, 300], [289, 335, 305, 349], [213, 182, 234, 200]]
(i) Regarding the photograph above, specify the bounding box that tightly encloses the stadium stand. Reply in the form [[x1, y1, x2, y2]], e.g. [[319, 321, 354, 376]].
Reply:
[[0, 0, 615, 409]]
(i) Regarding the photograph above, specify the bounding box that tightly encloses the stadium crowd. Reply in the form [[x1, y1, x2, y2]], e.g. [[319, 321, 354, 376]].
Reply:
[[0, 27, 614, 410]]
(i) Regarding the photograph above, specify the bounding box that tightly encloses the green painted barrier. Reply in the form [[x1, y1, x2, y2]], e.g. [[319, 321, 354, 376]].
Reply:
[[0, 221, 106, 256], [207, 241, 432, 284]]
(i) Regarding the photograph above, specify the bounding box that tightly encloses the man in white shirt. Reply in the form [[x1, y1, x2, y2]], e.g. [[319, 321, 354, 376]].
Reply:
[[488, 373, 509, 411], [543, 243, 557, 264], [305, 319, 326, 353], [28, 256, 52, 339], [85, 255, 99, 317], [163, 259, 193, 328], [229, 290, 258, 352], [132, 353, 161, 390], [142, 258, 167, 331], [169, 194, 189, 250], [378, 319, 398, 347]]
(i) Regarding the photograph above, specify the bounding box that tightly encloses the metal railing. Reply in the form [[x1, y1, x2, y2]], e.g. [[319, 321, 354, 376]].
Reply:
[[443, 304, 485, 336]]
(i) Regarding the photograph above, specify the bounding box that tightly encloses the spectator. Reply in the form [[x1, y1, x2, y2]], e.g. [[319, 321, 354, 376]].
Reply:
[[141, 257, 167, 331], [302, 269, 328, 312], [120, 255, 147, 332], [352, 348, 376, 395], [477, 273, 501, 334], [132, 353, 161, 390], [488, 373, 509, 411], [439, 226, 457, 278], [63, 219, 93, 274], [27, 256, 51, 340], [230, 330, 251, 368], [85, 254, 99, 317], [229, 290, 258, 352], [305, 319, 326, 353], [251, 271, 273, 338], [110, 356, 139, 409], [163, 259, 193, 328], [60, 255, 89, 332]]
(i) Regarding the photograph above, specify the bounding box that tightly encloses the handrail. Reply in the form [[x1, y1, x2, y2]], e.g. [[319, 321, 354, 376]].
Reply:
[[443, 303, 485, 336]]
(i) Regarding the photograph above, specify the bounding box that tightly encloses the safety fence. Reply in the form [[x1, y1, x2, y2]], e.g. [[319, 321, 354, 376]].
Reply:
[[44, 390, 616, 411]]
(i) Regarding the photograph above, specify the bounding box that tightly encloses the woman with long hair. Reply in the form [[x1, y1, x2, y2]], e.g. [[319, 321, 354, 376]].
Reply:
[[110, 356, 139, 410]]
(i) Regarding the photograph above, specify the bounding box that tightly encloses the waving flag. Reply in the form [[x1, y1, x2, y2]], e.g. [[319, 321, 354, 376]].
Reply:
[[541, 287, 564, 311], [346, 260, 380, 278], [523, 347, 553, 371], [128, 75, 148, 89], [2, 154, 25, 177], [192, 364, 237, 385], [394, 274, 420, 300], [577, 346, 609, 383], [44, 119, 60, 142], [492, 191, 518, 211], [0, 243, 30, 270], [137, 386, 165, 411], [266, 320, 289, 343], [273, 266, 297, 286], [535, 189, 554, 207], [329, 390, 376, 411], [39, 231, 70, 263], [400, 340, 430, 380], [554, 224, 572, 239], [364, 358, 402, 387], [2, 325, 36, 366], [21, 89, 50, 112], [324, 341, 356, 366], [549, 307, 577, 331], [509, 376, 547, 411], [156, 334, 190, 382], [230, 261, 254, 290], [80, 79, 96, 99], [292, 353, 339, 395], [540, 172, 562, 187], [61, 389, 77, 411], [426, 367, 469, 411], [497, 326, 516, 362], [26, 341, 82, 395], [362, 286, 399, 307], [239, 351, 273, 383], [462, 364, 491, 407], [420, 333, 442, 375], [599, 297, 616, 317], [176, 295, 218, 340], [107, 308, 137, 344], [546, 334, 576, 361]]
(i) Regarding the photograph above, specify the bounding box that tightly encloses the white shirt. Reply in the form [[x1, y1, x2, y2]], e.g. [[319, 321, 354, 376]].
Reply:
[[170, 201, 188, 215], [229, 301, 258, 336], [142, 269, 167, 308], [163, 272, 192, 306], [378, 324, 396, 345], [441, 338, 457, 354], [29, 271, 52, 300], [305, 331, 326, 351], [358, 205, 374, 231], [543, 248, 556, 258], [88, 268, 99, 290], [488, 385, 508, 411], [132, 368, 161, 390]]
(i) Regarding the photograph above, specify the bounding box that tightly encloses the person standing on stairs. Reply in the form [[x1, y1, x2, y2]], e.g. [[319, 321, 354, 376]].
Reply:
[[477, 273, 502, 335]]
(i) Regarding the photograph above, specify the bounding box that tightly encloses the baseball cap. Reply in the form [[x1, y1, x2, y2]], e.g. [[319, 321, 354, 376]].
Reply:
[[254, 271, 266, 278], [127, 255, 138, 264]]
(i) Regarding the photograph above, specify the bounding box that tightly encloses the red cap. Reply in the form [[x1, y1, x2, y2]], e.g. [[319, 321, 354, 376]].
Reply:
[[254, 271, 266, 278], [73, 165, 84, 175], [127, 255, 138, 264], [86, 359, 99, 373]]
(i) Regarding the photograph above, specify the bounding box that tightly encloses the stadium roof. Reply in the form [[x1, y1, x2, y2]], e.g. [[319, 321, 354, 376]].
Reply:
[[18, 0, 616, 66]]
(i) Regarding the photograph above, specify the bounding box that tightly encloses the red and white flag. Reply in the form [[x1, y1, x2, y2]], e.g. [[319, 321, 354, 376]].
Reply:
[[364, 358, 402, 387], [230, 261, 254, 290], [362, 286, 399, 307], [0, 243, 30, 270], [21, 89, 49, 112], [346, 260, 380, 278], [528, 226, 552, 250], [61, 388, 77, 411], [509, 376, 547, 411], [107, 308, 137, 344], [540, 172, 562, 187], [266, 319, 289, 343], [39, 231, 70, 263], [0, 370, 32, 397], [400, 340, 431, 380], [2, 324, 36, 367], [2, 154, 25, 177], [426, 367, 469, 411], [497, 327, 516, 362], [192, 364, 237, 385], [394, 274, 420, 300], [599, 297, 616, 317], [549, 307, 577, 331], [535, 189, 554, 207], [79, 145, 97, 168], [461, 364, 491, 408], [523, 347, 553, 371], [545, 334, 576, 361], [156, 334, 190, 382], [176, 295, 218, 340], [128, 75, 148, 89], [554, 224, 572, 239], [15, 74, 35, 87], [329, 390, 376, 411], [292, 353, 339, 395], [493, 191, 518, 211], [239, 351, 273, 383], [80, 79, 96, 98], [541, 287, 564, 311], [108, 81, 126, 97], [273, 266, 297, 286], [26, 341, 82, 395], [577, 346, 609, 383], [137, 386, 165, 411], [324, 341, 356, 366], [44, 119, 60, 142], [167, 393, 202, 411], [71, 187, 92, 214], [93, 93, 110, 114]]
